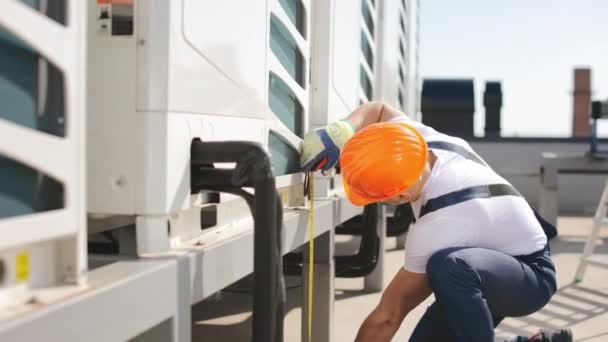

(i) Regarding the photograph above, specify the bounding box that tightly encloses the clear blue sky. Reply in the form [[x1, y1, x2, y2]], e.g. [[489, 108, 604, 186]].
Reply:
[[419, 0, 608, 137]]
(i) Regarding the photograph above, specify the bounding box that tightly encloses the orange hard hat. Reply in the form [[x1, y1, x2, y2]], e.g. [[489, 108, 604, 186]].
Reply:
[[340, 122, 428, 206]]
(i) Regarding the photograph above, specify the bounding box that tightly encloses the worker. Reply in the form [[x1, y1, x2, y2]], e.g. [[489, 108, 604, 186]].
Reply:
[[300, 101, 572, 342]]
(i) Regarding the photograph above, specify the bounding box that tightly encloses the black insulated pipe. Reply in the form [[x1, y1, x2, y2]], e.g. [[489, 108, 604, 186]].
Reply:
[[283, 203, 381, 278], [334, 203, 380, 277], [191, 138, 284, 342]]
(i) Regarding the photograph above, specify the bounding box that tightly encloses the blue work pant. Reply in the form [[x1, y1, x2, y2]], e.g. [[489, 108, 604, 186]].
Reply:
[[409, 245, 556, 342]]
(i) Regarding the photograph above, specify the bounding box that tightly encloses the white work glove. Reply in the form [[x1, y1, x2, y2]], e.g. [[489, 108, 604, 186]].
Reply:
[[299, 120, 355, 172]]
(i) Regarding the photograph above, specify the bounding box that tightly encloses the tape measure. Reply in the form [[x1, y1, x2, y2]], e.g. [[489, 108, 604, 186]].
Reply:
[[306, 171, 315, 342]]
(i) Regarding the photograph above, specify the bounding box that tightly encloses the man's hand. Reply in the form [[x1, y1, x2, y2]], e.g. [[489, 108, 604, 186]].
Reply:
[[299, 120, 354, 172], [355, 268, 432, 342]]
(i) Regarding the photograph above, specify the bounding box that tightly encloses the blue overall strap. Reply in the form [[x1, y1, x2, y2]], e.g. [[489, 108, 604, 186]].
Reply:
[[419, 184, 521, 218], [424, 140, 558, 240], [427, 141, 487, 166]]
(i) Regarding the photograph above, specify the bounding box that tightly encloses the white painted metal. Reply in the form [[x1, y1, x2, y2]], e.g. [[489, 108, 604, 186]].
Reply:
[[320, 0, 362, 122], [0, 259, 184, 342], [301, 230, 335, 342], [0, 0, 87, 311], [375, 0, 400, 107], [375, 0, 420, 118], [407, 0, 421, 119], [574, 179, 608, 282], [179, 199, 334, 304], [87, 0, 311, 254]]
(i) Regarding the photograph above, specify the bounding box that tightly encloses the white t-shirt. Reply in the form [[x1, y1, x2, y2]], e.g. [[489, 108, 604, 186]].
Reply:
[[389, 116, 548, 274]]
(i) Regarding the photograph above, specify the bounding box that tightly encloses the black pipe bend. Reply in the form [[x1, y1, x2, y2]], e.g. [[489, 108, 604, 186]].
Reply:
[[190, 138, 284, 342]]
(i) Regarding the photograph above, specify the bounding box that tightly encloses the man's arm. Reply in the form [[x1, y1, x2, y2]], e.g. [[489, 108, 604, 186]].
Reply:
[[345, 101, 406, 131], [299, 101, 406, 172], [354, 268, 432, 342]]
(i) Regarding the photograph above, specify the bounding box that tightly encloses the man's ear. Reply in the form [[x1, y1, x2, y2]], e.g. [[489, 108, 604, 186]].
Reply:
[[401, 192, 413, 202]]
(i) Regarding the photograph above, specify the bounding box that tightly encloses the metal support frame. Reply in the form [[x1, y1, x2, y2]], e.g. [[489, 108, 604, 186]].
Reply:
[[0, 260, 184, 342], [0, 198, 340, 342], [302, 230, 335, 342], [539, 152, 608, 226]]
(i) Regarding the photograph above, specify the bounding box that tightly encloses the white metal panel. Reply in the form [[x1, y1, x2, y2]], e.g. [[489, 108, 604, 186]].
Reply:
[[0, 0, 87, 308], [375, 0, 401, 107], [87, 0, 138, 214], [330, 0, 362, 116], [310, 0, 363, 126], [135, 112, 266, 214], [0, 211, 73, 250], [374, 0, 420, 117], [135, 0, 170, 111], [176, 0, 269, 118], [406, 0, 421, 118], [0, 260, 181, 342]]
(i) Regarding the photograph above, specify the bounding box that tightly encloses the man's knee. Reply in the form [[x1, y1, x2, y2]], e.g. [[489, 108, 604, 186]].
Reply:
[[426, 248, 481, 292]]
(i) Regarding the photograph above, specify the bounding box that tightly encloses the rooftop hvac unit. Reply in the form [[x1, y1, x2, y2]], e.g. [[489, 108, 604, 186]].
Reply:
[[87, 0, 310, 255], [0, 0, 87, 313]]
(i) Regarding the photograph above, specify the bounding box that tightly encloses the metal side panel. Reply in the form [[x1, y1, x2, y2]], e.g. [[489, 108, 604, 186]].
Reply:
[[375, 0, 400, 107], [0, 260, 180, 342], [336, 195, 363, 223], [171, 0, 268, 118], [188, 199, 334, 304], [310, 0, 357, 126], [330, 0, 362, 114]]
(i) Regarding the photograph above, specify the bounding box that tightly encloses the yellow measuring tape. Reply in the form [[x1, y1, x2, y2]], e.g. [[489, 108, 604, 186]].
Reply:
[[307, 173, 315, 342]]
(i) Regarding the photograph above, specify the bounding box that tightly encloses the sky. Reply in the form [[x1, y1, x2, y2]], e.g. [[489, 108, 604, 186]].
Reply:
[[418, 0, 608, 137]]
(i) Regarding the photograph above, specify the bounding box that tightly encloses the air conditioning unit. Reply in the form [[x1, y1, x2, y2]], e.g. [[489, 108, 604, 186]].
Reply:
[[375, 0, 420, 117], [87, 0, 310, 254], [0, 0, 87, 313]]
